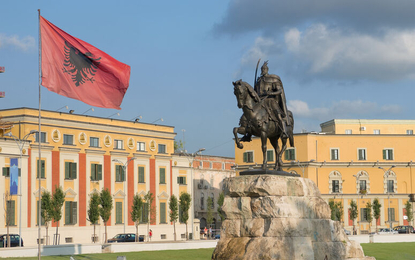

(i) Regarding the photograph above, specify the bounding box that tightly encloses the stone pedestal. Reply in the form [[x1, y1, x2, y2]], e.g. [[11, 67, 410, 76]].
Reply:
[[212, 175, 375, 260]]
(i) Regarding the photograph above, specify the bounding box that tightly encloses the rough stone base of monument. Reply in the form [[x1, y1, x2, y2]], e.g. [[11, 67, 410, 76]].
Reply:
[[240, 169, 300, 177], [212, 174, 375, 260]]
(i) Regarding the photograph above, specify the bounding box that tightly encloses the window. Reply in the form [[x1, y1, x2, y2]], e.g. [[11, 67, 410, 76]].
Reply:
[[211, 193, 214, 209], [331, 149, 339, 160], [37, 159, 45, 179], [387, 180, 394, 193], [65, 201, 77, 225], [407, 130, 413, 135], [138, 166, 145, 183], [115, 165, 125, 182], [284, 148, 295, 161], [116, 202, 123, 224], [222, 163, 225, 170], [160, 202, 166, 224], [35, 132, 47, 143], [332, 180, 339, 193], [359, 180, 367, 191], [63, 134, 74, 145], [267, 150, 274, 162], [91, 164, 102, 181], [140, 203, 148, 223], [177, 176, 186, 185], [158, 144, 166, 154], [90, 137, 99, 147], [345, 129, 352, 135], [200, 193, 205, 210], [137, 142, 146, 151], [358, 149, 366, 160], [6, 200, 15, 226], [243, 151, 254, 163], [360, 208, 368, 222], [65, 162, 77, 180], [2, 167, 21, 177], [373, 129, 380, 135], [159, 168, 166, 184], [388, 208, 395, 221], [114, 140, 124, 149], [209, 162, 213, 169], [383, 149, 394, 160]]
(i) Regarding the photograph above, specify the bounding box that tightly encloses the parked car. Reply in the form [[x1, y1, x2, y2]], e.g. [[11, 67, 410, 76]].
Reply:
[[107, 233, 144, 243], [343, 229, 351, 235], [393, 225, 415, 234], [378, 228, 398, 234], [215, 234, 220, 240], [0, 234, 24, 247]]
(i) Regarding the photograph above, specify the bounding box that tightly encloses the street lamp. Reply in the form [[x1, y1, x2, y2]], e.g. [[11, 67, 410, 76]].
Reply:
[[291, 159, 315, 177], [378, 165, 396, 231], [112, 157, 136, 233], [180, 148, 205, 240], [353, 172, 365, 235], [4, 130, 37, 247]]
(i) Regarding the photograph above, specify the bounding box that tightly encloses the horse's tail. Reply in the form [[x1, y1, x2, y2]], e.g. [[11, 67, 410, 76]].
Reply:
[[288, 110, 294, 147]]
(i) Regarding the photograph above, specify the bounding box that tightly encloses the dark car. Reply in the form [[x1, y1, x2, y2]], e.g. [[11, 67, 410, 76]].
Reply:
[[107, 233, 144, 243], [393, 225, 414, 234], [0, 234, 24, 247], [215, 234, 220, 240]]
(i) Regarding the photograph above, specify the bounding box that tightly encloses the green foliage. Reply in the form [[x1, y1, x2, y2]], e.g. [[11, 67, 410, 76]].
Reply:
[[405, 201, 413, 224], [144, 191, 155, 224], [329, 200, 343, 222], [350, 200, 358, 222], [179, 192, 191, 224], [169, 194, 178, 223], [217, 192, 225, 222], [51, 186, 65, 223], [174, 140, 185, 152], [207, 197, 214, 226], [372, 198, 382, 232], [41, 190, 53, 226], [87, 192, 100, 225], [99, 188, 113, 223], [366, 202, 373, 229], [131, 194, 143, 225]]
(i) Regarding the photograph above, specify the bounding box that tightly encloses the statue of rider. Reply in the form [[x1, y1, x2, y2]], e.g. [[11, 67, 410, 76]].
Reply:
[[240, 61, 290, 141]]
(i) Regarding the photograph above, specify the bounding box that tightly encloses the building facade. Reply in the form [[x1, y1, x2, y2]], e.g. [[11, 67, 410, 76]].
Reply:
[[235, 119, 415, 234], [0, 107, 197, 246]]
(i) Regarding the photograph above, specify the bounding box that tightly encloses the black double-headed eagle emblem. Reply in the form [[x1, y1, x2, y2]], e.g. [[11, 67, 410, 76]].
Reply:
[[63, 41, 101, 86]]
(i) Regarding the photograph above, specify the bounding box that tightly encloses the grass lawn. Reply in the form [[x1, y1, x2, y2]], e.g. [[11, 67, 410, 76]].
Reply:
[[361, 242, 415, 260]]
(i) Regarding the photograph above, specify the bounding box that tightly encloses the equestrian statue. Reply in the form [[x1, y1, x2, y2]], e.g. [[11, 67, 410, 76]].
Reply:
[[233, 60, 294, 171]]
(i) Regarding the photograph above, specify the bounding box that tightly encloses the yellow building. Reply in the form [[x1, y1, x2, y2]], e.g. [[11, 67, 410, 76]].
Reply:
[[235, 119, 415, 234], [0, 107, 196, 245]]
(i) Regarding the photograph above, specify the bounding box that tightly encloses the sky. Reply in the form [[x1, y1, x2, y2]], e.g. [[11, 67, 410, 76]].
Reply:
[[1, 0, 415, 158]]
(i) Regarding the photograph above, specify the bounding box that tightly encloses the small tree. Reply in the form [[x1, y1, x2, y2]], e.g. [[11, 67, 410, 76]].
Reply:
[[144, 191, 155, 241], [41, 190, 53, 245], [99, 188, 113, 243], [350, 200, 358, 235], [207, 197, 214, 230], [372, 198, 382, 233], [217, 192, 225, 222], [51, 186, 65, 245], [179, 192, 192, 240], [336, 201, 344, 223], [169, 194, 179, 241], [131, 194, 143, 242], [87, 192, 100, 243], [405, 201, 414, 231], [329, 200, 343, 222], [366, 202, 373, 232]]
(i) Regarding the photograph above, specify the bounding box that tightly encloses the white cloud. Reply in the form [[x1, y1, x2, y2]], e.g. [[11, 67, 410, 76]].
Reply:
[[0, 34, 35, 51]]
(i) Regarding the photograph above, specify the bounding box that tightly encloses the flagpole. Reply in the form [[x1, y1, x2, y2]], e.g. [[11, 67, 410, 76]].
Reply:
[[37, 9, 42, 260]]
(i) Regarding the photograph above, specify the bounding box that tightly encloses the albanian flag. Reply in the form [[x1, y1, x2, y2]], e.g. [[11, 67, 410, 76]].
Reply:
[[40, 16, 130, 110]]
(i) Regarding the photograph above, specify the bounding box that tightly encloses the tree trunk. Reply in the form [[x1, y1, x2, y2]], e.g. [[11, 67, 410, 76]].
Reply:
[[93, 224, 96, 243], [185, 222, 188, 240], [55, 221, 59, 245], [46, 224, 49, 245], [135, 223, 138, 242], [173, 221, 176, 241], [105, 223, 108, 243], [6, 225, 10, 247]]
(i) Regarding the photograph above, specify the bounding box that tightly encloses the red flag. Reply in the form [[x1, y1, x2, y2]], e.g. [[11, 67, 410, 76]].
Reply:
[[40, 16, 130, 110]]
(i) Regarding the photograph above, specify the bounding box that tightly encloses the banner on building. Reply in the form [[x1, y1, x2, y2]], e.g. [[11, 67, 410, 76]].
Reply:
[[10, 158, 18, 195]]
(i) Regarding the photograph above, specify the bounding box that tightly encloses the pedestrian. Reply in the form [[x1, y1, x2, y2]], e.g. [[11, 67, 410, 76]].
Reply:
[[149, 229, 152, 241], [209, 227, 212, 239], [204, 227, 207, 239]]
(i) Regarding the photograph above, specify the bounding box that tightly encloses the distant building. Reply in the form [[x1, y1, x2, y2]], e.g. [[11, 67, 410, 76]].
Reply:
[[235, 119, 415, 234]]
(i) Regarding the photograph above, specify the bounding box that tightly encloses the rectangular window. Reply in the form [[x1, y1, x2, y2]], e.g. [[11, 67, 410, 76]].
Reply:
[[383, 149, 394, 160], [159, 168, 166, 184], [35, 132, 47, 143], [114, 140, 124, 149], [267, 150, 274, 162], [387, 180, 394, 193], [6, 200, 15, 226], [360, 208, 368, 222], [64, 201, 77, 225], [137, 142, 146, 151], [116, 202, 123, 224], [37, 159, 45, 179], [331, 149, 339, 160], [160, 202, 166, 224], [407, 130, 413, 135], [115, 165, 124, 182], [90, 137, 99, 148], [388, 208, 395, 221], [140, 203, 148, 223], [358, 149, 366, 160], [284, 148, 296, 161], [359, 180, 367, 191], [177, 176, 186, 185], [90, 164, 102, 181], [373, 129, 380, 135], [345, 129, 352, 135], [332, 180, 339, 193], [65, 162, 77, 180], [63, 134, 74, 145], [138, 166, 145, 183], [158, 144, 166, 154], [243, 151, 254, 163]]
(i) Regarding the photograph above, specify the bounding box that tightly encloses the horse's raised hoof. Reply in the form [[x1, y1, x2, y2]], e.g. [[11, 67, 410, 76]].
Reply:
[[237, 143, 243, 149]]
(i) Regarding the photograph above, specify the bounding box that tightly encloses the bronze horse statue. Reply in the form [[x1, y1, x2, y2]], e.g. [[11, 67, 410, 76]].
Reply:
[[233, 79, 294, 171]]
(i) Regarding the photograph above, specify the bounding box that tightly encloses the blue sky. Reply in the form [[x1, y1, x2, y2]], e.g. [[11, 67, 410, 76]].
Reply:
[[1, 0, 415, 158]]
